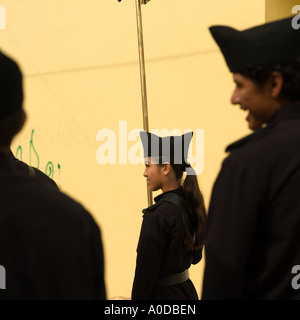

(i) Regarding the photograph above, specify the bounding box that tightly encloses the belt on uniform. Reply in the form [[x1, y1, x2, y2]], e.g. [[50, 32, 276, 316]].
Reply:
[[156, 269, 189, 287]]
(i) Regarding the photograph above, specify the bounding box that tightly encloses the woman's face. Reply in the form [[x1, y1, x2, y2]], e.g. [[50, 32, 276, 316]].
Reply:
[[143, 157, 164, 192]]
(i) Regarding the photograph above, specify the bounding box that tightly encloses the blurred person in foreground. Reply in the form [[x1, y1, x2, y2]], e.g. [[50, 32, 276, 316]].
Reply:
[[0, 51, 106, 299]]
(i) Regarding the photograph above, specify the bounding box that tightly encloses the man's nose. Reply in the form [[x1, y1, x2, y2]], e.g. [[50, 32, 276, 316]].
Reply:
[[231, 89, 239, 105]]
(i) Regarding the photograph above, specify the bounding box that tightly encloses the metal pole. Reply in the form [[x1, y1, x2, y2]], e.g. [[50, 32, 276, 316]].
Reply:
[[135, 0, 153, 206]]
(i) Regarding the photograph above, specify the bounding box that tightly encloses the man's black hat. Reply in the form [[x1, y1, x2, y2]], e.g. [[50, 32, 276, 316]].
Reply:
[[209, 16, 300, 72], [0, 52, 23, 118], [139, 131, 193, 169]]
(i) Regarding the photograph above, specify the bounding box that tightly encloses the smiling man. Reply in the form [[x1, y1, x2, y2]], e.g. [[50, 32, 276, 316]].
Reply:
[[202, 17, 300, 299], [231, 72, 284, 130]]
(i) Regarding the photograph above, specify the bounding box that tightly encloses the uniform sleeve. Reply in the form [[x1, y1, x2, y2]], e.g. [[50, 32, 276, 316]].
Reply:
[[131, 209, 168, 300], [202, 155, 262, 299]]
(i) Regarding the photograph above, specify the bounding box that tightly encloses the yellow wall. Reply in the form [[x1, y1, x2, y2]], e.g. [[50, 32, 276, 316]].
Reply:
[[266, 0, 299, 22], [0, 0, 266, 299]]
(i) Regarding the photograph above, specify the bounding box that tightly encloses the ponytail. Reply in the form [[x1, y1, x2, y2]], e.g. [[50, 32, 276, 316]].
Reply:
[[182, 166, 207, 250], [164, 160, 206, 251]]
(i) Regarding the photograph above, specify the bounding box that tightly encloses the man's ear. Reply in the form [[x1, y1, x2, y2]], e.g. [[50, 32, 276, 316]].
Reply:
[[269, 71, 284, 99]]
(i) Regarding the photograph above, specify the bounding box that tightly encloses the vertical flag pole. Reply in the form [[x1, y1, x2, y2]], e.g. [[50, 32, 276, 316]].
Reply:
[[135, 0, 153, 206]]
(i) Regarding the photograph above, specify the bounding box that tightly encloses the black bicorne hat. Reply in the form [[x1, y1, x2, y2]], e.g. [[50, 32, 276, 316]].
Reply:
[[140, 131, 193, 170], [209, 16, 300, 72]]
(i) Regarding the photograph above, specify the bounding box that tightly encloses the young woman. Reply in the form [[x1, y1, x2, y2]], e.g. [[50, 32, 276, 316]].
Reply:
[[131, 131, 207, 300]]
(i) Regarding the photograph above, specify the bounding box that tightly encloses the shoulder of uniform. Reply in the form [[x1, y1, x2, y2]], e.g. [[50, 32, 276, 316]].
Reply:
[[225, 127, 268, 152], [32, 167, 59, 189], [142, 195, 181, 217]]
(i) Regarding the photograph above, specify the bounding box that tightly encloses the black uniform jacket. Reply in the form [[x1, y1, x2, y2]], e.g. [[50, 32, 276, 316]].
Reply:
[[0, 152, 106, 299], [202, 104, 300, 300], [132, 188, 202, 300]]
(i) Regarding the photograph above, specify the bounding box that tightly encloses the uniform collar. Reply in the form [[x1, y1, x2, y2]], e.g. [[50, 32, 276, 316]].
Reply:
[[154, 187, 183, 203], [226, 103, 300, 153], [225, 129, 263, 152], [142, 187, 183, 215], [267, 103, 300, 125]]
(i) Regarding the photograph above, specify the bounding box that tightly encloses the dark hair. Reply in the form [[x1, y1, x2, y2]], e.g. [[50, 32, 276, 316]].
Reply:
[[0, 108, 24, 147], [240, 60, 300, 102], [160, 161, 207, 251]]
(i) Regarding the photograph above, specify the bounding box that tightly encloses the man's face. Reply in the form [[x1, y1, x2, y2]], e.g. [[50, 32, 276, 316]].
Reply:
[[231, 73, 279, 130]]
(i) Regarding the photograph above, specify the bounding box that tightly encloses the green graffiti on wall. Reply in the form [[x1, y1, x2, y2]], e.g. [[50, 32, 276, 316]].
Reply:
[[15, 129, 61, 179]]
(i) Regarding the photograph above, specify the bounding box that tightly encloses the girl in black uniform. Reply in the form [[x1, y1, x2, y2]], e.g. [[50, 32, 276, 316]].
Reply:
[[131, 131, 206, 300]]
